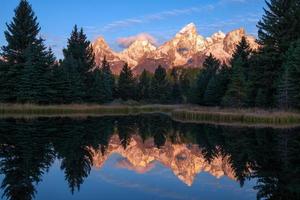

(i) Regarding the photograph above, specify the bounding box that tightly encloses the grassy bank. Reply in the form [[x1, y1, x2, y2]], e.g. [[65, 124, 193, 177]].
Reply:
[[0, 104, 176, 116], [171, 108, 300, 127], [1, 104, 300, 127]]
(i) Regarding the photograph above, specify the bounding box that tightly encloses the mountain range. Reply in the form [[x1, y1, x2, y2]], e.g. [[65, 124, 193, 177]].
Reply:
[[92, 23, 259, 74], [89, 134, 236, 186]]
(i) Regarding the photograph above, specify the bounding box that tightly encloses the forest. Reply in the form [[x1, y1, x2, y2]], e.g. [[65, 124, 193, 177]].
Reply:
[[0, 0, 300, 109]]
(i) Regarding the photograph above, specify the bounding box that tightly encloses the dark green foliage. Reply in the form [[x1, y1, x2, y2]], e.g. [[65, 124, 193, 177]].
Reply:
[[50, 65, 69, 104], [17, 41, 56, 104], [222, 58, 247, 107], [195, 54, 220, 105], [231, 37, 252, 80], [89, 68, 103, 103], [171, 82, 183, 104], [150, 65, 171, 103], [0, 0, 55, 103], [257, 0, 300, 53], [277, 39, 300, 109], [0, 60, 10, 102], [118, 63, 136, 100], [222, 37, 252, 108], [255, 0, 300, 107], [100, 57, 115, 102], [137, 69, 152, 101], [170, 68, 183, 104], [178, 68, 200, 103], [61, 25, 96, 103], [203, 64, 230, 106], [62, 56, 85, 103]]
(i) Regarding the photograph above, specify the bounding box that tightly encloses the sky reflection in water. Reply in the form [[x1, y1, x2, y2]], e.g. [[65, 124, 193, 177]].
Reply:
[[0, 115, 299, 200]]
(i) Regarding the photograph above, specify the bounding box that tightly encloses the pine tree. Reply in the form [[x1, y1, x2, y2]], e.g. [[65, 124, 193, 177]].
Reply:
[[171, 82, 183, 104], [203, 76, 219, 106], [62, 56, 85, 103], [178, 68, 200, 103], [277, 39, 300, 109], [89, 68, 103, 103], [118, 63, 136, 101], [258, 0, 300, 53], [100, 57, 115, 102], [195, 54, 220, 105], [62, 25, 95, 103], [255, 0, 300, 107], [222, 58, 247, 108], [17, 40, 56, 104], [170, 68, 183, 104], [137, 69, 151, 101], [204, 65, 231, 106], [231, 36, 252, 80], [0, 0, 54, 103], [277, 66, 293, 109], [150, 65, 171, 103], [51, 64, 68, 104]]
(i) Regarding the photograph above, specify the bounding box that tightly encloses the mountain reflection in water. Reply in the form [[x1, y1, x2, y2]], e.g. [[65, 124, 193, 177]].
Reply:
[[0, 114, 299, 200]]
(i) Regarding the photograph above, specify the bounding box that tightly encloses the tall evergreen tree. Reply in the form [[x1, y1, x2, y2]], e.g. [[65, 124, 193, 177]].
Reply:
[[277, 39, 300, 109], [17, 41, 56, 104], [100, 57, 115, 103], [219, 37, 252, 107], [137, 69, 151, 101], [170, 68, 183, 104], [195, 54, 220, 105], [0, 0, 55, 103], [50, 64, 69, 104], [203, 64, 231, 106], [255, 0, 300, 107], [222, 58, 247, 107], [62, 25, 95, 103], [231, 36, 252, 80], [150, 65, 171, 103], [89, 68, 103, 103], [118, 63, 136, 101], [257, 0, 300, 53], [62, 56, 85, 103]]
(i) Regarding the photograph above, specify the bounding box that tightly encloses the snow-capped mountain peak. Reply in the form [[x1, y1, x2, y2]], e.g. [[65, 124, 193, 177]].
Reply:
[[93, 23, 259, 74], [178, 22, 197, 34]]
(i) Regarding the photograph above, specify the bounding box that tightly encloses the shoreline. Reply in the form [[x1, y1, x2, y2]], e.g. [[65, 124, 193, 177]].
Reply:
[[1, 104, 300, 128]]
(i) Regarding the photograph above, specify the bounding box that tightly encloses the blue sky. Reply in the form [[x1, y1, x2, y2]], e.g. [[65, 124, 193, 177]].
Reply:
[[0, 0, 265, 58]]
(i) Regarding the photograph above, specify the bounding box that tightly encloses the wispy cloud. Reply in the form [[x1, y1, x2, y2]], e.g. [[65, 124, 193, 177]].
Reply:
[[101, 5, 215, 32], [197, 12, 260, 33], [116, 33, 158, 48]]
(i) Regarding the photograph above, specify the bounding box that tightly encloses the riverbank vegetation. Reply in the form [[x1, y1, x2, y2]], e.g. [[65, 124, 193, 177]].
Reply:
[[1, 104, 300, 127]]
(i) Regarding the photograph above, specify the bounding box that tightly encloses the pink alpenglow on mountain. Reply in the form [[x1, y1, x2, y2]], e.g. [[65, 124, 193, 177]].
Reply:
[[92, 23, 259, 74], [89, 134, 236, 186]]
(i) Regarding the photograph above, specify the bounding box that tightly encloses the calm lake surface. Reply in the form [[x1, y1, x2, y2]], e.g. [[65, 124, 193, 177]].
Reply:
[[0, 114, 299, 200]]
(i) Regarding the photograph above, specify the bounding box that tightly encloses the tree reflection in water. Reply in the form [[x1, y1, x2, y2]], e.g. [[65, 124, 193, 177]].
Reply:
[[0, 115, 299, 200]]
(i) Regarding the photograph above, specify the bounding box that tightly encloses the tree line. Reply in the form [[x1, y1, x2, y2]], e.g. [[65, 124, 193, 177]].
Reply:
[[0, 0, 300, 109]]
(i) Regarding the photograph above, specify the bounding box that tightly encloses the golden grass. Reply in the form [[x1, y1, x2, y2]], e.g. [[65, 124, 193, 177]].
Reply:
[[1, 104, 300, 127], [0, 104, 175, 116]]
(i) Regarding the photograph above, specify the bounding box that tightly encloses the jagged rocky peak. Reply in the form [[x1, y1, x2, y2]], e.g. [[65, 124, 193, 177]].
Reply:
[[93, 36, 110, 49], [122, 39, 157, 58], [178, 22, 197, 35], [211, 31, 226, 41], [92, 23, 259, 74], [223, 27, 257, 54]]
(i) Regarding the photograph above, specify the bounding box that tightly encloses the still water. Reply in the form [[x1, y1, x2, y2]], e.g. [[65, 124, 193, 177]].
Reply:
[[0, 114, 299, 200]]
